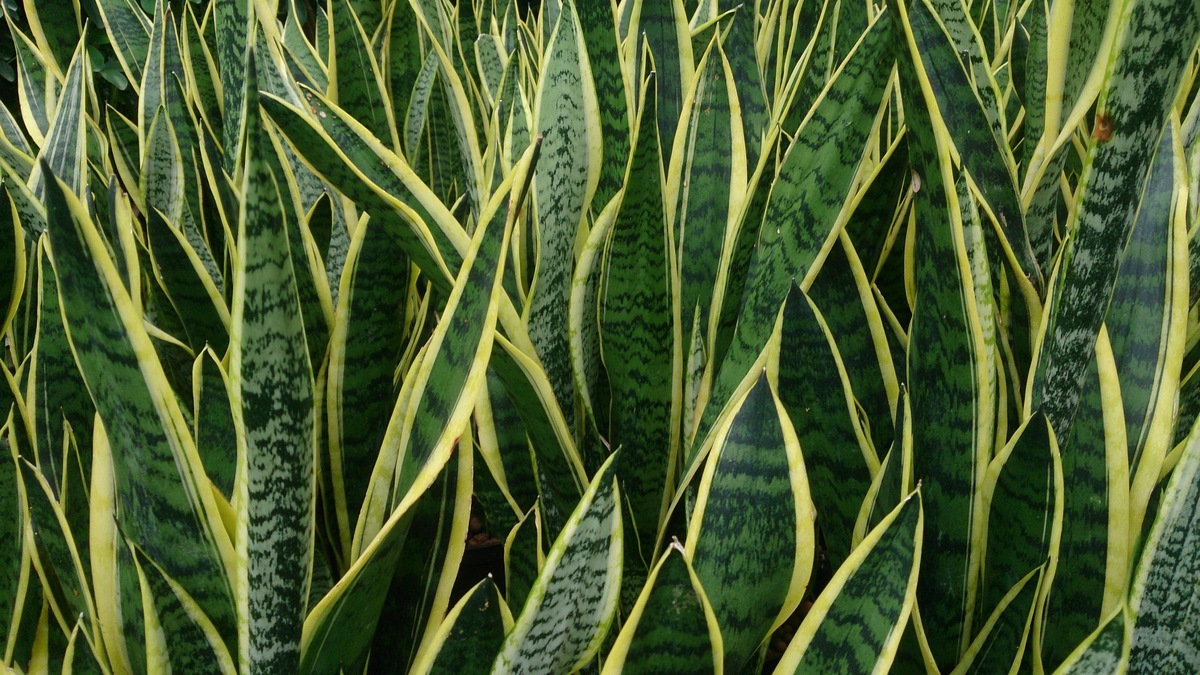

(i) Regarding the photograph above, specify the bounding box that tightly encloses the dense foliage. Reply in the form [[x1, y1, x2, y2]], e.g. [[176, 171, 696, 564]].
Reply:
[[1, 0, 1199, 672]]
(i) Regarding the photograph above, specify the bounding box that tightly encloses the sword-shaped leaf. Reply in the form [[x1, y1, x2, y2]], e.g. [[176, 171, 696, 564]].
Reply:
[[328, 0, 398, 152], [1055, 608, 1129, 674], [414, 577, 512, 675], [529, 0, 601, 423], [229, 53, 316, 673], [777, 282, 875, 566], [689, 373, 815, 672], [1127, 415, 1200, 673], [491, 451, 623, 675], [692, 10, 893, 469], [600, 73, 677, 562], [300, 142, 519, 674], [896, 5, 997, 660], [601, 541, 722, 674], [774, 492, 922, 674], [43, 160, 238, 658], [29, 38, 88, 200], [93, 0, 151, 93], [978, 412, 1062, 663], [1030, 0, 1200, 442]]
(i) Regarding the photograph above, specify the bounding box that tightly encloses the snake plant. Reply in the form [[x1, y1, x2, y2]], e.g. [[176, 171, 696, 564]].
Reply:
[[1, 0, 1199, 672]]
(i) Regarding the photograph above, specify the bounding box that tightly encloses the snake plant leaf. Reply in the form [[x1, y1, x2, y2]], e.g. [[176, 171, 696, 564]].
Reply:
[[30, 239, 91, 491], [373, 444, 473, 673], [214, 0, 250, 171], [979, 412, 1062, 654], [228, 52, 316, 674], [326, 212, 411, 561], [261, 87, 461, 290], [1030, 0, 1200, 442], [602, 541, 723, 674], [955, 566, 1043, 675], [1054, 607, 1130, 674], [529, 0, 601, 425], [776, 282, 875, 566], [43, 161, 238, 656], [689, 373, 815, 672], [903, 0, 1040, 295], [415, 577, 512, 675], [492, 450, 623, 675], [774, 491, 922, 674], [674, 38, 739, 358], [93, 0, 151, 94], [475, 34, 506, 110], [384, 0, 421, 145], [28, 38, 88, 201], [7, 18, 56, 145], [600, 73, 678, 564], [504, 503, 543, 613], [404, 51, 441, 171], [578, 0, 630, 207], [693, 10, 892, 467], [21, 458, 93, 636], [193, 348, 236, 499], [718, 4, 767, 171], [328, 0, 398, 152], [145, 206, 229, 354], [630, 0, 692, 169], [1107, 121, 1187, 517], [0, 103, 34, 179], [132, 544, 236, 673], [479, 367, 540, 518], [861, 386, 914, 539], [898, 31, 994, 664], [181, 5, 223, 137], [807, 232, 900, 461], [0, 415, 22, 652], [301, 147, 515, 674], [1127, 415, 1200, 673], [1043, 330, 1125, 669]]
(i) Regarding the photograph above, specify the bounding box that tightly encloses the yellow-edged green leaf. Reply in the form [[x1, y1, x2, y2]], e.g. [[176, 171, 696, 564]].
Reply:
[[43, 160, 238, 662], [773, 492, 922, 674], [229, 52, 316, 673], [491, 451, 623, 675], [601, 541, 722, 674], [689, 373, 815, 671], [693, 10, 893, 468], [1127, 415, 1200, 673], [1030, 0, 1200, 441], [600, 73, 677, 561]]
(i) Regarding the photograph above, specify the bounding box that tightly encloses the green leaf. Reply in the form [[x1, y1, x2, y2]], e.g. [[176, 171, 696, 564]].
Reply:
[[602, 541, 722, 674], [689, 373, 815, 671], [774, 492, 922, 674], [229, 52, 316, 674], [326, 211, 411, 561], [529, 0, 601, 423], [956, 567, 1043, 675], [1127, 415, 1200, 673], [43, 160, 238, 657], [328, 0, 398, 152], [1031, 0, 1200, 441], [300, 143, 519, 674], [93, 0, 151, 92], [979, 413, 1062, 663], [693, 10, 893, 467], [30, 37, 88, 199], [491, 451, 623, 674], [214, 0, 250, 171], [777, 282, 875, 566], [1054, 608, 1129, 674], [600, 74, 677, 562], [417, 578, 512, 675]]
